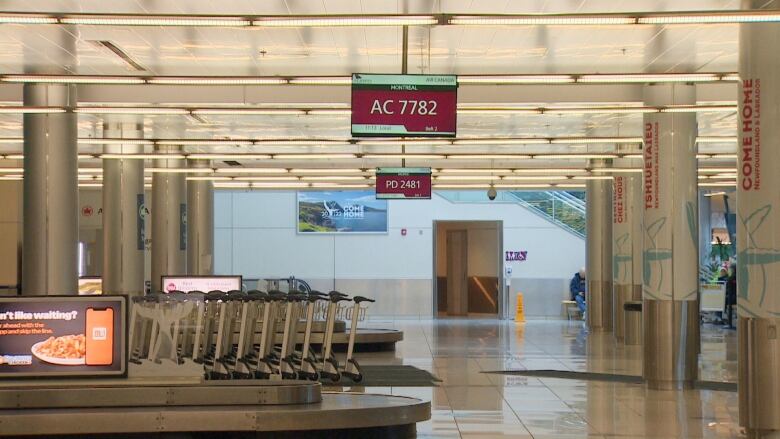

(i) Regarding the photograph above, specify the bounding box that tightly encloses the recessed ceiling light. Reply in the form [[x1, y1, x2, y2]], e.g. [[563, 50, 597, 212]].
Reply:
[[147, 77, 287, 85], [447, 154, 532, 160], [61, 15, 252, 27], [449, 15, 636, 26], [289, 77, 352, 85], [0, 15, 58, 24], [252, 15, 438, 27], [638, 12, 780, 24], [2, 75, 145, 84], [571, 175, 614, 180], [75, 107, 189, 115], [362, 154, 446, 159], [214, 168, 289, 174], [100, 153, 186, 159], [273, 153, 357, 160], [457, 75, 575, 84], [578, 73, 720, 83], [146, 167, 214, 174], [0, 106, 66, 114]]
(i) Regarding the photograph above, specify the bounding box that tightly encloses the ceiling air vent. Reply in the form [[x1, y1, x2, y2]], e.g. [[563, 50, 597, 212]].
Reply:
[[223, 161, 242, 166]]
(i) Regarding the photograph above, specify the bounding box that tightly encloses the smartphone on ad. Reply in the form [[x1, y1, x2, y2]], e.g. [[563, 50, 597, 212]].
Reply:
[[85, 307, 114, 366]]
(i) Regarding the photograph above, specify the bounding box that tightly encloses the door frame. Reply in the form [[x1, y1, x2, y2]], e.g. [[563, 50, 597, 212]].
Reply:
[[432, 220, 504, 318]]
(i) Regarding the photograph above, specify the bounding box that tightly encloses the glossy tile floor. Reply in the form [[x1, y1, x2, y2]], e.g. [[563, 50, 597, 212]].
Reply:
[[339, 319, 741, 438]]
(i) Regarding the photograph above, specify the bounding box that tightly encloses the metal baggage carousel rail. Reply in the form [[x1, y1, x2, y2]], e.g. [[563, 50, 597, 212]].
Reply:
[[0, 389, 430, 438], [0, 379, 322, 409]]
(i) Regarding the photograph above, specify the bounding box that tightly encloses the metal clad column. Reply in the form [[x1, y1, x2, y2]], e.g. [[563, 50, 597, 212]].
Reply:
[[612, 161, 643, 342], [738, 2, 780, 434], [187, 160, 214, 275], [642, 83, 699, 390], [586, 160, 613, 331], [102, 120, 145, 296], [22, 84, 78, 295], [150, 145, 186, 292]]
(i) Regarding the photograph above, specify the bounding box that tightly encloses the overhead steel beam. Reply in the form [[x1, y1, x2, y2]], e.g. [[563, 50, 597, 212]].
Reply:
[[0, 83, 737, 106]]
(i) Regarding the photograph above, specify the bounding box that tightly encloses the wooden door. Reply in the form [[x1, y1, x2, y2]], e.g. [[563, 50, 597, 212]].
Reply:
[[446, 229, 468, 316]]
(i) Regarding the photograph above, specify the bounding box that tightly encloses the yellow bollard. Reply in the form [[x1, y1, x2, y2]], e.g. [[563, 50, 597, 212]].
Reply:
[[515, 292, 525, 322]]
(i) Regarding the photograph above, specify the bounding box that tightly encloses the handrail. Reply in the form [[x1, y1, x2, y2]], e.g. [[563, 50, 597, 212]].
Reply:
[[552, 191, 586, 212], [508, 191, 586, 239], [435, 190, 586, 239]]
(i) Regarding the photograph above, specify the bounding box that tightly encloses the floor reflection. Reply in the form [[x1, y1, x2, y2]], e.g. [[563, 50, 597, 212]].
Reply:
[[352, 318, 740, 438]]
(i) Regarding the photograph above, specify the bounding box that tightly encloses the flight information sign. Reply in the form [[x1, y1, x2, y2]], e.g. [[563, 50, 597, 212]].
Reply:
[[351, 74, 457, 137], [376, 168, 432, 199]]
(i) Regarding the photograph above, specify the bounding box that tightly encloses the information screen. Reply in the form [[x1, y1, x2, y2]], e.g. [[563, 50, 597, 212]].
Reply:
[[0, 296, 126, 378], [351, 73, 457, 137], [376, 167, 432, 199], [161, 275, 242, 293]]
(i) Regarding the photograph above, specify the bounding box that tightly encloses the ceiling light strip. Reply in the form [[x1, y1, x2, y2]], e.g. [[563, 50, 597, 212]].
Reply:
[[638, 12, 780, 24], [449, 15, 637, 25], [290, 168, 365, 174], [0, 135, 716, 145], [0, 104, 738, 115], [60, 15, 252, 27], [148, 77, 287, 85], [252, 15, 438, 27], [100, 153, 186, 159], [214, 168, 289, 174], [450, 11, 780, 25], [0, 72, 739, 85], [457, 75, 575, 84], [578, 73, 722, 83], [187, 154, 271, 160], [0, 15, 59, 24], [0, 106, 66, 114], [76, 107, 188, 115], [146, 167, 214, 174], [2, 75, 145, 84], [1, 11, 778, 28]]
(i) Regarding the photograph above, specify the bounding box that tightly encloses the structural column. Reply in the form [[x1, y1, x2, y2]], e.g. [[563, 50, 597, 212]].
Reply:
[[0, 179, 22, 295], [22, 84, 78, 295], [642, 83, 699, 390], [612, 158, 644, 342], [738, 4, 780, 436], [102, 119, 145, 296], [586, 159, 613, 331], [150, 145, 186, 292], [186, 160, 214, 275]]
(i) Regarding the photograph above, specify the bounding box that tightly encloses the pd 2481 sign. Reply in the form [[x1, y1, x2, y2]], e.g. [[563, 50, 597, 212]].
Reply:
[[351, 74, 457, 137], [376, 168, 432, 199]]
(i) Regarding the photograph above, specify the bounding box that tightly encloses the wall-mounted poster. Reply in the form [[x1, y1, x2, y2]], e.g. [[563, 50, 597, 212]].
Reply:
[[298, 191, 388, 233]]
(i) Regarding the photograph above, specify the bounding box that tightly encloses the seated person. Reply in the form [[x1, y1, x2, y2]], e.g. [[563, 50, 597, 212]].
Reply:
[[570, 268, 587, 316]]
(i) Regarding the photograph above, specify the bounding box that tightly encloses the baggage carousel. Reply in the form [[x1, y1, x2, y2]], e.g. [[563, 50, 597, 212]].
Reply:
[[0, 378, 430, 438]]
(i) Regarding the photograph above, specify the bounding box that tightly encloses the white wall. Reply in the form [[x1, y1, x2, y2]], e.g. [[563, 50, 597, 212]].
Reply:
[[214, 190, 585, 318]]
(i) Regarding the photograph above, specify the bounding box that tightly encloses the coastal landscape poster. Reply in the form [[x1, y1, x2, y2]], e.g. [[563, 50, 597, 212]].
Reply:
[[297, 191, 388, 233]]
